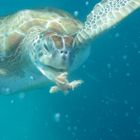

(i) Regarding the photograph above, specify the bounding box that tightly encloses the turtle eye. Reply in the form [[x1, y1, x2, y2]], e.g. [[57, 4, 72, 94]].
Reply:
[[64, 36, 74, 48], [51, 35, 63, 49]]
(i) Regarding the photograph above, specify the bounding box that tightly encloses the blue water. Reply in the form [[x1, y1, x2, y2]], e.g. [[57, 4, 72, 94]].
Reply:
[[0, 0, 140, 140]]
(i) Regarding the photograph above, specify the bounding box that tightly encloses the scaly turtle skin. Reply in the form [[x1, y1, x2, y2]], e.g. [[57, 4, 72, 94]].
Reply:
[[0, 0, 140, 94]]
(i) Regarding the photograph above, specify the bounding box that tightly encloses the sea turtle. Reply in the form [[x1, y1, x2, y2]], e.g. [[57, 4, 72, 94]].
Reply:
[[0, 0, 140, 94]]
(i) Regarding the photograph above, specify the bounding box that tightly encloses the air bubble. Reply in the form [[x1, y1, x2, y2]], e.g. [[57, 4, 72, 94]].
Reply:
[[10, 99, 14, 104], [130, 106, 134, 110], [30, 75, 34, 80], [124, 100, 128, 105], [85, 1, 89, 6], [126, 63, 130, 67], [54, 112, 61, 122], [74, 11, 79, 17], [1, 87, 10, 94], [126, 72, 130, 77], [124, 45, 128, 48], [82, 65, 86, 69], [65, 114, 69, 119], [19, 92, 25, 99], [67, 126, 72, 131], [73, 126, 78, 131], [115, 32, 120, 38], [107, 63, 112, 69], [124, 112, 129, 117], [122, 55, 128, 60]]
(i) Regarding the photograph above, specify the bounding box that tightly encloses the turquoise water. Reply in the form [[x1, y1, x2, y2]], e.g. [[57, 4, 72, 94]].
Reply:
[[0, 0, 140, 140]]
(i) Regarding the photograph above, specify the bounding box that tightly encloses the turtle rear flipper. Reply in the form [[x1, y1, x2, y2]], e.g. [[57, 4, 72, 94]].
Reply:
[[76, 0, 140, 43]]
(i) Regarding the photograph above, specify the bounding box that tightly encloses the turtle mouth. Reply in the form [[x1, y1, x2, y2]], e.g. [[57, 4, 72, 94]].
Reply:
[[45, 64, 66, 72]]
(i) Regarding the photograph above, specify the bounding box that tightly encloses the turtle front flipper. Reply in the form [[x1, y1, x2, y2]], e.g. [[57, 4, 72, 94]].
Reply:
[[49, 72, 83, 94], [75, 0, 140, 44], [37, 64, 83, 94]]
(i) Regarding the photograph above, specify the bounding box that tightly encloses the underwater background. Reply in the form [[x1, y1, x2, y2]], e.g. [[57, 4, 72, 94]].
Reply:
[[0, 0, 140, 140]]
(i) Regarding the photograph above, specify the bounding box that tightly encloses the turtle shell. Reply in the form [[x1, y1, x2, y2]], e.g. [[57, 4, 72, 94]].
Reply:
[[0, 8, 83, 59]]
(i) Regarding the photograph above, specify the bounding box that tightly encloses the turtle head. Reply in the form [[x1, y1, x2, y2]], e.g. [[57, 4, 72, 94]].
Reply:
[[40, 31, 75, 70], [30, 30, 77, 81]]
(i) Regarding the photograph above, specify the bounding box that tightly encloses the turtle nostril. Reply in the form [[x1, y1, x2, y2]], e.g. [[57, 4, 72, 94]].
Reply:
[[65, 51, 67, 54], [60, 50, 68, 55]]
